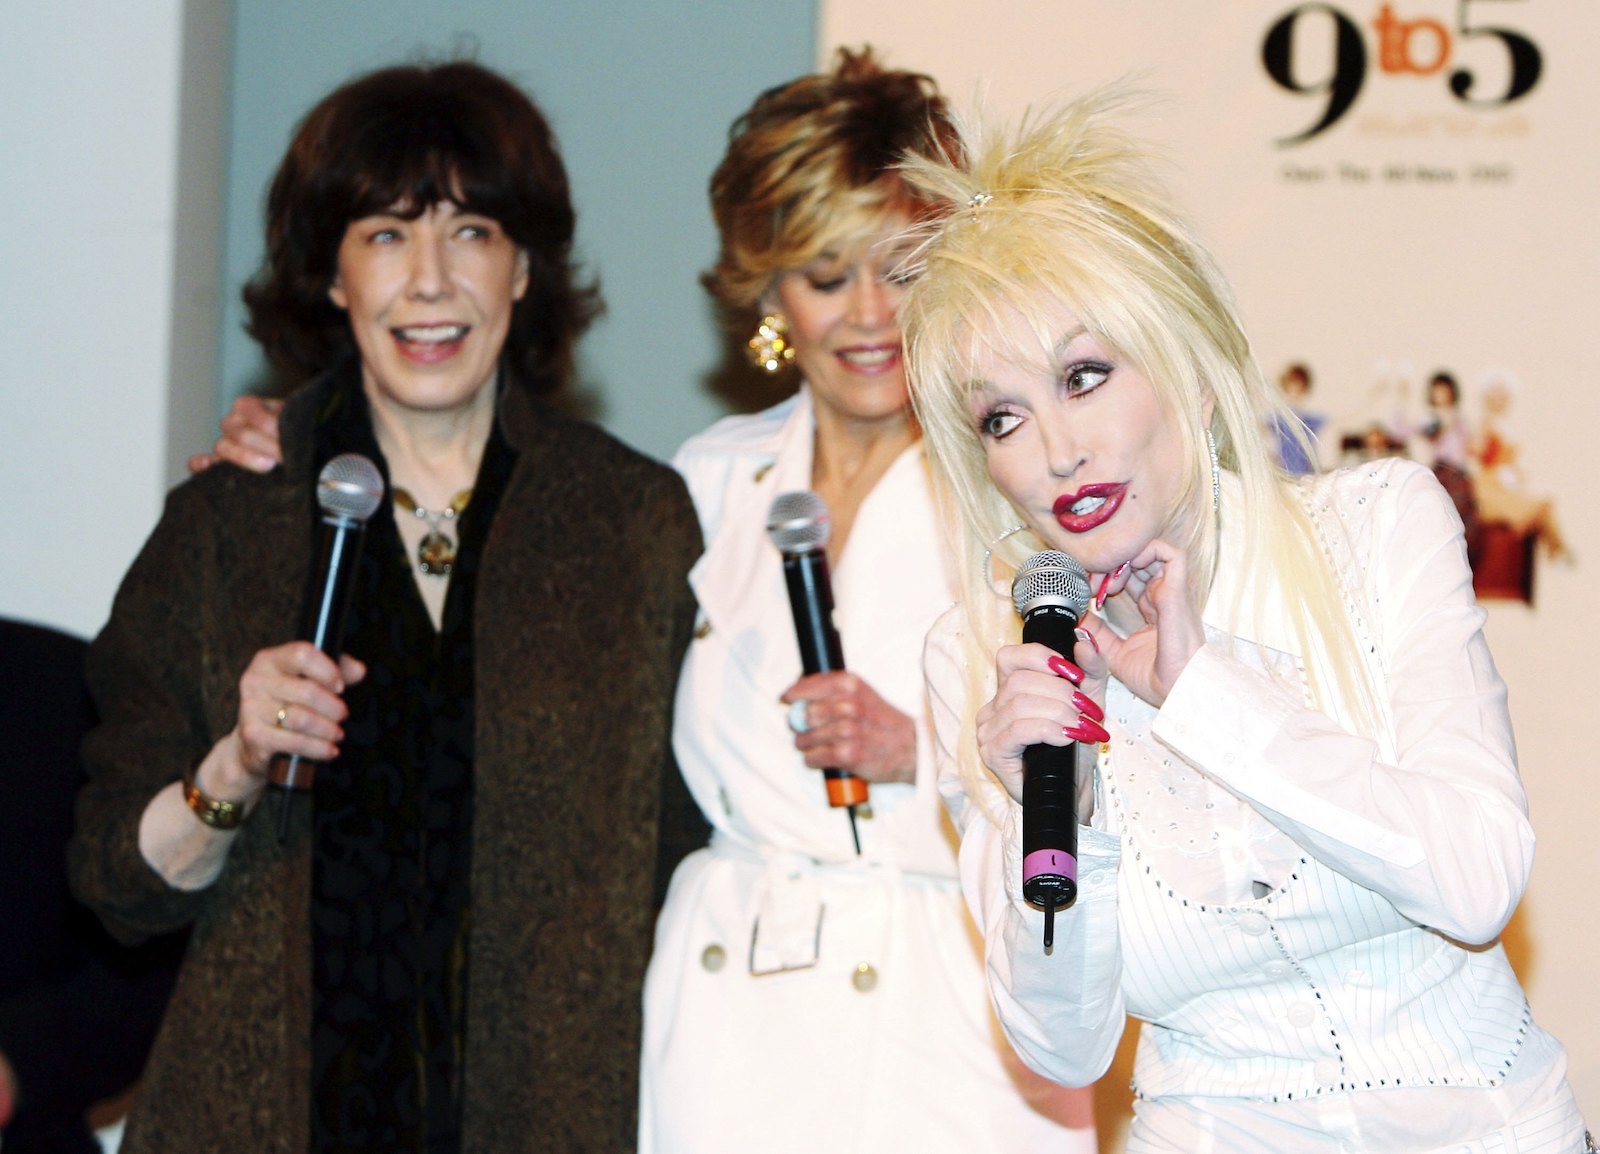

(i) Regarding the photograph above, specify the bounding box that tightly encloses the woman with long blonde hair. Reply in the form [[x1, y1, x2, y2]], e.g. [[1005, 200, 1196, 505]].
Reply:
[[901, 95, 1588, 1152]]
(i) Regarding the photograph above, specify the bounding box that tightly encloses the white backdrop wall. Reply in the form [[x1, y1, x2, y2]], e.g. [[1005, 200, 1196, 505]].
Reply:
[[818, 1, 1599, 1145], [0, 0, 226, 639]]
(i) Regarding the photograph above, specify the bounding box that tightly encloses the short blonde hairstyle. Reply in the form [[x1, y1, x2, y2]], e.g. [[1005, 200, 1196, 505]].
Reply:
[[703, 46, 958, 311], [897, 94, 1372, 813]]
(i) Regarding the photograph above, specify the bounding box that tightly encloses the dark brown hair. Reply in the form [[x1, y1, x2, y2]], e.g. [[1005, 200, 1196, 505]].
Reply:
[[1428, 370, 1460, 405], [243, 60, 599, 395]]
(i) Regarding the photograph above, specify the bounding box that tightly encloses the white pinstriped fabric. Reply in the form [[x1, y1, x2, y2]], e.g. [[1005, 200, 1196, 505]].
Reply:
[[932, 458, 1588, 1150]]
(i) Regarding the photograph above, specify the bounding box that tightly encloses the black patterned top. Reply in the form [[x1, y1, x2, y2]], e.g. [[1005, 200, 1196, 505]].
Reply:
[[306, 378, 515, 1154]]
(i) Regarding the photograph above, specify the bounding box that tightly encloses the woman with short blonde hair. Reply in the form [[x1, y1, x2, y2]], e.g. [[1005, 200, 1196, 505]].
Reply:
[[644, 48, 1095, 1153]]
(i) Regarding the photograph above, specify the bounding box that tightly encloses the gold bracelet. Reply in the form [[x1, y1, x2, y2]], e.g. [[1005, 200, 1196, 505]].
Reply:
[[182, 760, 250, 830]]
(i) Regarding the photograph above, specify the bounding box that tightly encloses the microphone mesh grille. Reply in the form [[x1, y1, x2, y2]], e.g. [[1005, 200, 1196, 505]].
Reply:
[[1012, 550, 1092, 617], [766, 490, 832, 554], [317, 453, 385, 523]]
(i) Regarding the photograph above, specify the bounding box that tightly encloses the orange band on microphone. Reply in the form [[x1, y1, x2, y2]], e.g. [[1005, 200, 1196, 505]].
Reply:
[[269, 754, 316, 791], [825, 775, 869, 807]]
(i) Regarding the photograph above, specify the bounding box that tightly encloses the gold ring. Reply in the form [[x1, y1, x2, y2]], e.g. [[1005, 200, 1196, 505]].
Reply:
[[275, 705, 290, 728]]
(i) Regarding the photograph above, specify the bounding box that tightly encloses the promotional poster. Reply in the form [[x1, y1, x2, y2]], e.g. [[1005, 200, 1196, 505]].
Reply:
[[820, 0, 1598, 1138]]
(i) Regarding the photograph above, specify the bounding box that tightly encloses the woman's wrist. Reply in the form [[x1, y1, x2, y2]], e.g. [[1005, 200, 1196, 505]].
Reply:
[[186, 737, 266, 825], [182, 761, 251, 830], [889, 714, 919, 783]]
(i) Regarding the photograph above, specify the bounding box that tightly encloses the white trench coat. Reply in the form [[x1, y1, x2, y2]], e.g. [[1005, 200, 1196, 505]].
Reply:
[[639, 389, 1096, 1153]]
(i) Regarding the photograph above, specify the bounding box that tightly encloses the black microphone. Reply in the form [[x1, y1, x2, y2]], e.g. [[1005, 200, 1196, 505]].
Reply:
[[766, 490, 867, 854], [1011, 549, 1092, 950], [271, 453, 384, 832]]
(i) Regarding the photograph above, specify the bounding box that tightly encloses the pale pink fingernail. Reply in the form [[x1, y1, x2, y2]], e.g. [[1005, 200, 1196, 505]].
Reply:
[[1094, 562, 1132, 610]]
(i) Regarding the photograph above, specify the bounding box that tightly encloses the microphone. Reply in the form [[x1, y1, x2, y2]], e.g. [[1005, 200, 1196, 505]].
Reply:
[[270, 453, 384, 831], [766, 490, 867, 854], [1011, 549, 1092, 950]]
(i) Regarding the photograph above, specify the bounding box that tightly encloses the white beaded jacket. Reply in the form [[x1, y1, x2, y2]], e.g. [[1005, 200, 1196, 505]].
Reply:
[[927, 458, 1569, 1132]]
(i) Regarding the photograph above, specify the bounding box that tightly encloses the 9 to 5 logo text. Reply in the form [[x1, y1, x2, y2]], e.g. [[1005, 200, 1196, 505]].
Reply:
[[1262, 0, 1542, 146]]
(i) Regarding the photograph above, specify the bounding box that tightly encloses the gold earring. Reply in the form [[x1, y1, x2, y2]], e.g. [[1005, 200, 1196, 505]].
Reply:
[[747, 314, 796, 375]]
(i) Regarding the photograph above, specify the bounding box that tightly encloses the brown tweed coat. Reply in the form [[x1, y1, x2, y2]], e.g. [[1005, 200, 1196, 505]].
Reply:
[[70, 371, 704, 1153]]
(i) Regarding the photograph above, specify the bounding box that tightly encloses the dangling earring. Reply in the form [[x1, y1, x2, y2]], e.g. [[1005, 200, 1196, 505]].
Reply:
[[982, 523, 1027, 588], [747, 314, 795, 375], [1205, 426, 1221, 513]]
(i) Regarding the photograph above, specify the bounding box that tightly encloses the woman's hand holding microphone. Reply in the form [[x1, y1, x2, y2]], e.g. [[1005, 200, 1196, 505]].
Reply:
[[977, 535, 1207, 820], [977, 631, 1108, 819], [191, 642, 367, 821]]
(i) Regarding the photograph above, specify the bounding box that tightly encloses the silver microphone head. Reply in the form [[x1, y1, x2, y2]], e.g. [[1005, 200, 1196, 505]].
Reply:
[[316, 453, 385, 525], [766, 490, 832, 555], [1012, 550, 1092, 618]]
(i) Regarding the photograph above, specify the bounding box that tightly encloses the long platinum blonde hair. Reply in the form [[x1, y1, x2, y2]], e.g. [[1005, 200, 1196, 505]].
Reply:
[[897, 93, 1376, 814]]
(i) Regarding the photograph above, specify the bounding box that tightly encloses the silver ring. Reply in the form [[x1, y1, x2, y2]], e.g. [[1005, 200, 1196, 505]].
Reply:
[[787, 699, 810, 734], [275, 705, 290, 728]]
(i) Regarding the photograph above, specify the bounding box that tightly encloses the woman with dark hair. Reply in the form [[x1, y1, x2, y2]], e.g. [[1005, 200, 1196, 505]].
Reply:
[[70, 61, 704, 1153], [198, 50, 1095, 1152], [1379, 370, 1482, 566]]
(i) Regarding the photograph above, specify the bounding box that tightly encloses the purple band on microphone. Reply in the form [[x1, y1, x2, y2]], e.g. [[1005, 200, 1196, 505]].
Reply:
[[1022, 848, 1077, 886]]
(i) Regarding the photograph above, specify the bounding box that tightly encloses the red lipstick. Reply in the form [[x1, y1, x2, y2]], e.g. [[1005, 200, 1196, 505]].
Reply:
[[1052, 482, 1127, 534]]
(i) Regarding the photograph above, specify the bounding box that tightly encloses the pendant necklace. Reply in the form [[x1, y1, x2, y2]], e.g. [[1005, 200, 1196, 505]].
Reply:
[[392, 486, 473, 576]]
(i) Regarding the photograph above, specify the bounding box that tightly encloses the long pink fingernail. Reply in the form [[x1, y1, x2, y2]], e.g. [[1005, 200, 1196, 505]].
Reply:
[[1047, 655, 1084, 684], [1074, 627, 1099, 654], [1072, 691, 1104, 723], [1064, 718, 1110, 744]]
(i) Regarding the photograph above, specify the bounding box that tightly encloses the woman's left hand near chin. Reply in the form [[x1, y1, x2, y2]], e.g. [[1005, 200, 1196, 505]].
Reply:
[[781, 671, 917, 784], [1085, 537, 1206, 709]]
